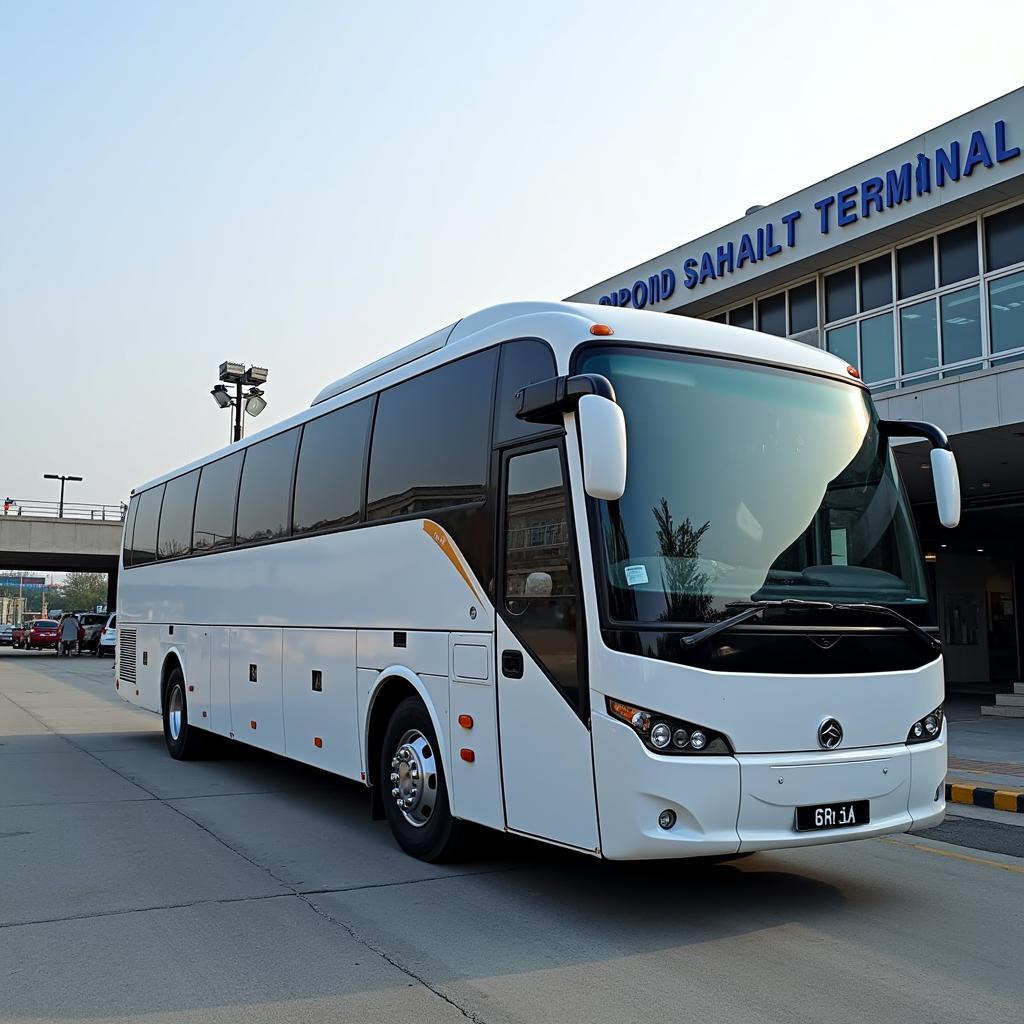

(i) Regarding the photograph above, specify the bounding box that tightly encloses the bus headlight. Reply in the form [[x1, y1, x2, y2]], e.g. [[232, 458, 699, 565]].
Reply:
[[606, 698, 732, 755], [906, 705, 944, 744]]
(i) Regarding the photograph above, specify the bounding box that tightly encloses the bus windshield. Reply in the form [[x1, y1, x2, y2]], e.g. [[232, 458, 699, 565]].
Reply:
[[576, 345, 929, 625]]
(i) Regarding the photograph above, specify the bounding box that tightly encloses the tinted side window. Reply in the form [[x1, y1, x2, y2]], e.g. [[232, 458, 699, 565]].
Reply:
[[131, 485, 164, 566], [293, 398, 372, 535], [494, 339, 558, 444], [192, 451, 243, 552], [503, 447, 580, 708], [235, 428, 300, 545], [157, 469, 199, 559], [367, 349, 497, 521], [122, 495, 140, 567]]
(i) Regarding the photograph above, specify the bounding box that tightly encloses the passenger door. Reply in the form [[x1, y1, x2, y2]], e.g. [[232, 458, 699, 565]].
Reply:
[[496, 443, 599, 853]]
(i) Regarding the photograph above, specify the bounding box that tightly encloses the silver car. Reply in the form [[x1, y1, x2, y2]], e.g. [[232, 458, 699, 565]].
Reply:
[[0, 623, 14, 646]]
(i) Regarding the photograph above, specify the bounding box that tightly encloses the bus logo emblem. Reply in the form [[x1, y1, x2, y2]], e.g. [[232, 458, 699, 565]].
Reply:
[[818, 718, 843, 749]]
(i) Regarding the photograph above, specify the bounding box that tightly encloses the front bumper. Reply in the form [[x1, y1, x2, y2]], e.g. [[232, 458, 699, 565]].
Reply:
[[592, 713, 946, 860]]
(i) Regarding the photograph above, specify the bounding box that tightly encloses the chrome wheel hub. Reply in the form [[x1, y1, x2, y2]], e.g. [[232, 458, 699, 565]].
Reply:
[[168, 685, 183, 741], [389, 729, 438, 827]]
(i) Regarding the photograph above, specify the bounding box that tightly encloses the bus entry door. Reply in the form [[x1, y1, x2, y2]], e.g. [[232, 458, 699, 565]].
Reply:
[[496, 444, 599, 854]]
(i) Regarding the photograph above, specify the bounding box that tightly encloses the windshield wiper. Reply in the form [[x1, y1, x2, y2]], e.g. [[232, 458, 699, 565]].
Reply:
[[680, 598, 941, 654]]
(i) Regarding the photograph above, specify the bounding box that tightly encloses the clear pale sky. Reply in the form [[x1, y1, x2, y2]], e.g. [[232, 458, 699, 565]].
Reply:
[[3, 1, 1024, 507]]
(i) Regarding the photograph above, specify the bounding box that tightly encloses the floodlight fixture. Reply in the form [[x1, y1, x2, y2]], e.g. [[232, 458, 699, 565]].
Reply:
[[211, 385, 232, 409], [219, 361, 246, 383], [243, 366, 269, 385], [244, 388, 267, 417]]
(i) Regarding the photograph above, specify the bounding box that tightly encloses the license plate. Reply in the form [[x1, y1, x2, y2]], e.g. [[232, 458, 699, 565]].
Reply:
[[795, 800, 869, 832]]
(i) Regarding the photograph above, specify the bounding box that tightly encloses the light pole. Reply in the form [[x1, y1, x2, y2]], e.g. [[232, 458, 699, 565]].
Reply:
[[43, 473, 83, 518], [211, 362, 269, 442]]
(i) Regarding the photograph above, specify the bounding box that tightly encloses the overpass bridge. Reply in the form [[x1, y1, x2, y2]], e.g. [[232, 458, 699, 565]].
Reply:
[[0, 501, 125, 609]]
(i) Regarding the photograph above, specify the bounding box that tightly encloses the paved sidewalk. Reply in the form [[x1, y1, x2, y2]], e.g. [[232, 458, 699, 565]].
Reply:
[[944, 698, 1024, 812]]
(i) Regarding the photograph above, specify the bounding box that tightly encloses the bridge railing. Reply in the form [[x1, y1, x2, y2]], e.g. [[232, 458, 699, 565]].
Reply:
[[1, 500, 126, 522]]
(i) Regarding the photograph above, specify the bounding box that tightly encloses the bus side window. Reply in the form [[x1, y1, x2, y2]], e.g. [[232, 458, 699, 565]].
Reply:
[[192, 451, 243, 552], [131, 485, 165, 567], [503, 447, 581, 709], [494, 339, 558, 445], [122, 494, 140, 568]]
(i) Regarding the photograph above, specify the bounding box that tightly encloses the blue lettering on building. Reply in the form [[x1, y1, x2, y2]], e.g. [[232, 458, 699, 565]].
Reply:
[[597, 119, 1019, 306]]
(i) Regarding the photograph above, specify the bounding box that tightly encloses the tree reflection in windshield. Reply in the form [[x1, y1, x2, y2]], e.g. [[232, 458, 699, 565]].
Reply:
[[653, 498, 713, 622]]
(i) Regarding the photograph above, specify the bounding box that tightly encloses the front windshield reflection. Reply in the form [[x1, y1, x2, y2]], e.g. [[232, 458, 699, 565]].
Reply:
[[579, 346, 928, 625]]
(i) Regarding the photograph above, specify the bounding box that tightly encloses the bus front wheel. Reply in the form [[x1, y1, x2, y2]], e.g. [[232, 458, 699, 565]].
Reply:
[[162, 668, 207, 760], [380, 696, 466, 862]]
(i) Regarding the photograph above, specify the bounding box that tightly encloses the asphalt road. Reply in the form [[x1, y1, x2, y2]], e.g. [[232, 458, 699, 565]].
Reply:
[[1, 649, 1022, 1024]]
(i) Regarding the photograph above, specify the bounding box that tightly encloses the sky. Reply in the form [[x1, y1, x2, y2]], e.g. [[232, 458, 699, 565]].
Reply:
[[3, 0, 1024, 508]]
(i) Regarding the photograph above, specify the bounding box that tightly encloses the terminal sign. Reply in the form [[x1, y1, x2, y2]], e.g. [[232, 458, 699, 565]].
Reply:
[[598, 119, 1020, 309]]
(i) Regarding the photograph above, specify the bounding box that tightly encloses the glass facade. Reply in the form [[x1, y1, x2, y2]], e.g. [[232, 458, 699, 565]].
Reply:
[[705, 199, 1024, 393]]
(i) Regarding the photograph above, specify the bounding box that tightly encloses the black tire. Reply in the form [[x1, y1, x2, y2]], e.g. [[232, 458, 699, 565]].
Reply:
[[379, 696, 466, 862], [162, 668, 207, 760]]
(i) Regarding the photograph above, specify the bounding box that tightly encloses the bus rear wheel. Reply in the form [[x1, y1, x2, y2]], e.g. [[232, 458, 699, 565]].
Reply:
[[162, 668, 207, 760], [380, 696, 466, 862]]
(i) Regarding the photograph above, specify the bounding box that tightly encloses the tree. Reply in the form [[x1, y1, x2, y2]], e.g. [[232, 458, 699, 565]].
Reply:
[[52, 572, 108, 612]]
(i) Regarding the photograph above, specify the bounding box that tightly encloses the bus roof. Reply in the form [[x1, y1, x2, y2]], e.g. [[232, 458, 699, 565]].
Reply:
[[310, 301, 856, 407]]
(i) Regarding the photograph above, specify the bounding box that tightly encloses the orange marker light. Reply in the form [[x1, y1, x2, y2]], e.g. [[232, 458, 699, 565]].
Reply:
[[458, 714, 474, 729], [590, 324, 614, 336], [847, 365, 861, 379], [250, 720, 257, 730], [314, 737, 323, 748], [460, 748, 475, 762]]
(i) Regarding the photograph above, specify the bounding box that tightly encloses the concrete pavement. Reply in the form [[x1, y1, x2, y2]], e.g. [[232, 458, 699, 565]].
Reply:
[[1, 649, 1023, 1024]]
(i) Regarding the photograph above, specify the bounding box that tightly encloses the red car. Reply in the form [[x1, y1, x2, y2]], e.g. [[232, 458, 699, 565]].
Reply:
[[24, 619, 60, 650]]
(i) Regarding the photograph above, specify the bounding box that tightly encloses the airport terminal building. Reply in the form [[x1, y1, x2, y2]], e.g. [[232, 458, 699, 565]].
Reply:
[[568, 88, 1024, 692]]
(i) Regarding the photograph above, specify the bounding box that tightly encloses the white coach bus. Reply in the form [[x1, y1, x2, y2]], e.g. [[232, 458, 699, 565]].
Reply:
[[116, 301, 960, 862]]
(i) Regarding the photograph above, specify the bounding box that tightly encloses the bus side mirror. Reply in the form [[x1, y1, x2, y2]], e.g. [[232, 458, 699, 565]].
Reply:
[[879, 419, 960, 529], [578, 394, 627, 501], [930, 448, 961, 528]]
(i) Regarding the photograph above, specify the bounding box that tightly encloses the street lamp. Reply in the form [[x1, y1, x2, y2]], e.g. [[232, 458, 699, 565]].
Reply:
[[212, 363, 270, 442], [43, 474, 83, 518]]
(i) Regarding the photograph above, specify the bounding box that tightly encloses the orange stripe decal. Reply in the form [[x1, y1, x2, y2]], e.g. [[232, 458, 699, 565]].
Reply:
[[421, 520, 483, 603]]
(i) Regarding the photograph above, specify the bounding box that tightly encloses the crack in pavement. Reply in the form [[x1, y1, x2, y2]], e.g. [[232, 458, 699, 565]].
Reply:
[[0, 682, 501, 1023]]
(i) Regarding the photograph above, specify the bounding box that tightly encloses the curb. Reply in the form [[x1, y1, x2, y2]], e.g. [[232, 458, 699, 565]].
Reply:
[[946, 781, 1024, 813]]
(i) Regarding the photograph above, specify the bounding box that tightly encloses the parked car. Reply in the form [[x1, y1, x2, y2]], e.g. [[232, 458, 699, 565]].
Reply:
[[96, 613, 117, 656], [25, 619, 60, 650], [0, 623, 15, 646], [78, 613, 109, 653]]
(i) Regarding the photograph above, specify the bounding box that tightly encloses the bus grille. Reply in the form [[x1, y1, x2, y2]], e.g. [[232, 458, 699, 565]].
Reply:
[[119, 629, 137, 683]]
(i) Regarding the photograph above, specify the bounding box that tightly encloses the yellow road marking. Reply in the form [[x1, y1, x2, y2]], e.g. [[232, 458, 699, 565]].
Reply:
[[883, 838, 1024, 875]]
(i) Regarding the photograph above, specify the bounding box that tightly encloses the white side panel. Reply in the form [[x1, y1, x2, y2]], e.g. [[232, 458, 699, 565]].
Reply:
[[358, 629, 449, 675], [134, 626, 161, 712], [185, 629, 213, 731], [282, 629, 359, 780], [210, 627, 231, 735], [229, 627, 285, 753], [448, 633, 503, 831], [118, 519, 493, 635], [496, 618, 599, 852]]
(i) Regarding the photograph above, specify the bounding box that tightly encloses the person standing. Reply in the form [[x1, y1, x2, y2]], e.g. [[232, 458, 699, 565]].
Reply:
[[58, 612, 80, 657]]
